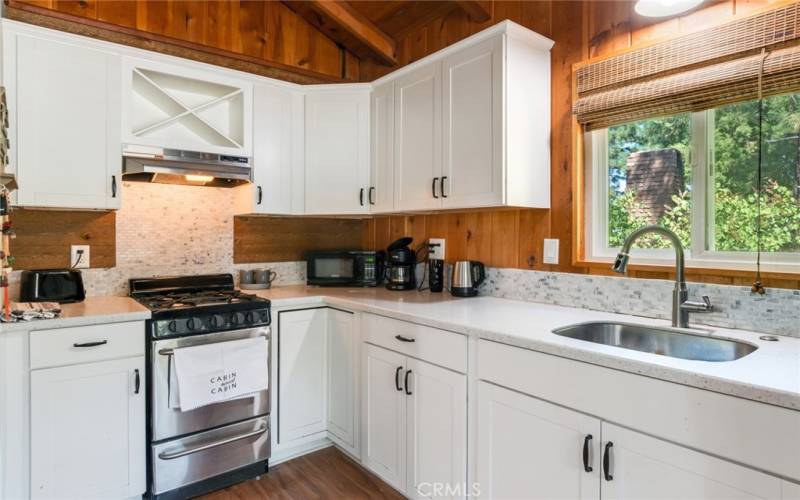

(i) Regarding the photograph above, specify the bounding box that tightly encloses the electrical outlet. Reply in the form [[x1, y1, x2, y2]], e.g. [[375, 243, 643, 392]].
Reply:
[[428, 238, 445, 260], [543, 239, 559, 265], [70, 245, 90, 269]]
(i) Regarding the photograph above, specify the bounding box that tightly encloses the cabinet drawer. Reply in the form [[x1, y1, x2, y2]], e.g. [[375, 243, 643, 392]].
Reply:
[[362, 314, 466, 373], [30, 321, 144, 369]]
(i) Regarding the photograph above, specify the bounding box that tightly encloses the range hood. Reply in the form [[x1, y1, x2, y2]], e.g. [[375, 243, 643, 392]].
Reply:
[[122, 145, 251, 188]]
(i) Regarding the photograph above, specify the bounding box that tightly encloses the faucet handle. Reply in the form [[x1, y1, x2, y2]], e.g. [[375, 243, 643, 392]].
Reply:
[[681, 295, 713, 312]]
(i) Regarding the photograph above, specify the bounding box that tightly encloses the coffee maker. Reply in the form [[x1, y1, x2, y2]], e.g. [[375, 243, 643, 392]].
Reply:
[[385, 237, 416, 291]]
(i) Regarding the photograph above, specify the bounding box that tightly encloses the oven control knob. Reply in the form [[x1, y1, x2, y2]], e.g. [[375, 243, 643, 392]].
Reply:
[[259, 310, 270, 324], [245, 311, 255, 324], [167, 320, 177, 333], [208, 315, 220, 328], [229, 313, 240, 326], [186, 318, 198, 331]]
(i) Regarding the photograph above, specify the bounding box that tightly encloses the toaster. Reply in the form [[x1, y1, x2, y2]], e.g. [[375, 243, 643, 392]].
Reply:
[[19, 269, 86, 303]]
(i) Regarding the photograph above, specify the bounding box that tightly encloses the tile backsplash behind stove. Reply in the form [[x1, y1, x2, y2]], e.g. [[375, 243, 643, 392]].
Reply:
[[9, 181, 306, 298]]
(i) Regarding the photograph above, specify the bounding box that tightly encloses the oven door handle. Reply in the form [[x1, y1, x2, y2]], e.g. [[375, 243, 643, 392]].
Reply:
[[158, 334, 269, 357], [157, 422, 268, 460]]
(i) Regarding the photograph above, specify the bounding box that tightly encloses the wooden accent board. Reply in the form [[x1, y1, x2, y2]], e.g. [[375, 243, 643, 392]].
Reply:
[[10, 209, 116, 269], [234, 216, 366, 263], [6, 0, 361, 83]]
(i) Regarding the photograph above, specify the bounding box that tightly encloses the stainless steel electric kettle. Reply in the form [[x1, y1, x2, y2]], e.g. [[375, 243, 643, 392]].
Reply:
[[450, 260, 485, 297]]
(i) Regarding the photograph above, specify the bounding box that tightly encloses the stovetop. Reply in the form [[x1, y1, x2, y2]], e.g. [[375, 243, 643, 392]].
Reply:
[[129, 274, 271, 338]]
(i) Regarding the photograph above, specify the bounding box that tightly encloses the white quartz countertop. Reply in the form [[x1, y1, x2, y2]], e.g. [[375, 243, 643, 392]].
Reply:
[[252, 285, 800, 411], [0, 296, 150, 333]]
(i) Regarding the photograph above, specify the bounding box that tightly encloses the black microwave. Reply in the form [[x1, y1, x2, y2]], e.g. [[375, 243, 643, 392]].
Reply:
[[306, 251, 384, 287]]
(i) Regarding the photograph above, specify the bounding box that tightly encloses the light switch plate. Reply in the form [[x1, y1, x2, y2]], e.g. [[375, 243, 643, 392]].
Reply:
[[70, 245, 90, 269], [429, 238, 445, 260], [543, 239, 559, 265]]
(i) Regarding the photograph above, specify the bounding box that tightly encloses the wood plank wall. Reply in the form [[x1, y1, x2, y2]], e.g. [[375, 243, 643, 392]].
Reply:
[[7, 0, 360, 82], [359, 0, 800, 290]]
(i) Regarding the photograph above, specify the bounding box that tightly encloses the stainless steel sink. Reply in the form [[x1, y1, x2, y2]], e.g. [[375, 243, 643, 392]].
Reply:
[[552, 322, 757, 362]]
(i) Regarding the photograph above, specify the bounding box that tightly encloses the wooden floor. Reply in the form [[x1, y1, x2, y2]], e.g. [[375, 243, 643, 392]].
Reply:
[[199, 447, 405, 499]]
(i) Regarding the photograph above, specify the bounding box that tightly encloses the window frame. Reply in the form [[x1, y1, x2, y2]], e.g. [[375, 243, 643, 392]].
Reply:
[[585, 109, 800, 273]]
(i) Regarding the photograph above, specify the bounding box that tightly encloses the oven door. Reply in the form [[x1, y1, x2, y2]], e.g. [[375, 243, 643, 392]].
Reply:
[[151, 326, 270, 442]]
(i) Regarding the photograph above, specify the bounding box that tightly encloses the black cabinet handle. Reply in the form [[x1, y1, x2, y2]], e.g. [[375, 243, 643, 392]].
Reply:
[[432, 177, 439, 198], [369, 186, 375, 205], [257, 185, 263, 205], [583, 434, 593, 472], [394, 334, 416, 343], [111, 175, 117, 198], [603, 442, 613, 481], [441, 176, 448, 198], [73, 340, 108, 348], [359, 188, 365, 206], [134, 369, 141, 394], [395, 366, 403, 391], [404, 369, 412, 395]]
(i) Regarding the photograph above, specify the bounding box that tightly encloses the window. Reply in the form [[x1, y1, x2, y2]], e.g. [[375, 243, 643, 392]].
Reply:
[[586, 93, 800, 272]]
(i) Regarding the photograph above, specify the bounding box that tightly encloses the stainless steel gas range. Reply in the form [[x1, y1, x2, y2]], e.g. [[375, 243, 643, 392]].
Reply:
[[129, 274, 271, 500]]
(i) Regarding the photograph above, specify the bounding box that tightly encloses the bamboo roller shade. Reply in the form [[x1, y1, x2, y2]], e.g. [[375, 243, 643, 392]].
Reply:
[[574, 2, 800, 130]]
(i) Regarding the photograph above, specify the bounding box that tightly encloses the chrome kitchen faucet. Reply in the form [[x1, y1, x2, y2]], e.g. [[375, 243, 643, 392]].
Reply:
[[612, 225, 713, 329]]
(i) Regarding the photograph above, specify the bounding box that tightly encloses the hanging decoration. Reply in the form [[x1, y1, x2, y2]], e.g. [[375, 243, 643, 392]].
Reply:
[[752, 49, 767, 296]]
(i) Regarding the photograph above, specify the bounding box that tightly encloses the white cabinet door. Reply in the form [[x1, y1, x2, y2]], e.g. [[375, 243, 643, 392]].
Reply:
[[405, 358, 467, 500], [30, 357, 145, 499], [362, 343, 407, 491], [370, 81, 395, 213], [393, 62, 442, 211], [304, 90, 370, 215], [243, 84, 302, 215], [278, 308, 328, 443], [8, 31, 121, 209], [476, 381, 601, 500], [442, 36, 503, 209], [327, 309, 358, 455], [601, 422, 783, 500]]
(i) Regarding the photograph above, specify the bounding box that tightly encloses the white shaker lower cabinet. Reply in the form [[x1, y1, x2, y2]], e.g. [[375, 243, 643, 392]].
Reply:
[[405, 357, 467, 500], [601, 423, 783, 500], [326, 309, 359, 456], [4, 24, 121, 209], [361, 318, 468, 499], [477, 381, 600, 500], [30, 357, 145, 499], [278, 308, 328, 443], [363, 344, 408, 491]]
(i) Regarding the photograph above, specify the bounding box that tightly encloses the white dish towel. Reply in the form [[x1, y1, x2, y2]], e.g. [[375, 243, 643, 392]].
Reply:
[[169, 336, 269, 412]]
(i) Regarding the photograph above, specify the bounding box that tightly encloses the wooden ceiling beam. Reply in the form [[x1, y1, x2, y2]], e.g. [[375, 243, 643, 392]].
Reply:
[[284, 1, 398, 66], [455, 0, 493, 22]]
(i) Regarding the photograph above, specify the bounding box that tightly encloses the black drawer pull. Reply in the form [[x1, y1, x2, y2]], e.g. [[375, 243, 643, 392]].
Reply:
[[257, 185, 263, 205], [404, 369, 412, 395], [111, 175, 117, 198], [394, 335, 415, 343], [359, 187, 365, 206], [369, 186, 375, 205], [134, 369, 141, 394], [603, 442, 613, 481], [441, 176, 448, 198], [583, 434, 593, 472], [73, 340, 108, 348], [432, 177, 439, 198], [395, 366, 403, 391]]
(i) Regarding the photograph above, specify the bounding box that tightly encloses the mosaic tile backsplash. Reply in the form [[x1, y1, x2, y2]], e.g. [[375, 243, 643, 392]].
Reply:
[[480, 267, 800, 338], [9, 182, 306, 298]]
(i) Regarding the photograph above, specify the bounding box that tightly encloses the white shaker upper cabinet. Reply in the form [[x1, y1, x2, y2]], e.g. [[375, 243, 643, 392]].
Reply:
[[441, 36, 503, 209], [236, 84, 304, 215], [5, 26, 121, 209], [304, 88, 370, 215], [393, 62, 443, 212], [369, 81, 395, 213]]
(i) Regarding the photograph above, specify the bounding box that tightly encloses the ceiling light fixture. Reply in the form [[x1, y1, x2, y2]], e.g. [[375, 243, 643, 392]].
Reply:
[[634, 0, 703, 18]]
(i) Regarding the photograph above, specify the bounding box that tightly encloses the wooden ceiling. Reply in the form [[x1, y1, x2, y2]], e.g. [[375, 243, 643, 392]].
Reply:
[[284, 0, 492, 66]]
